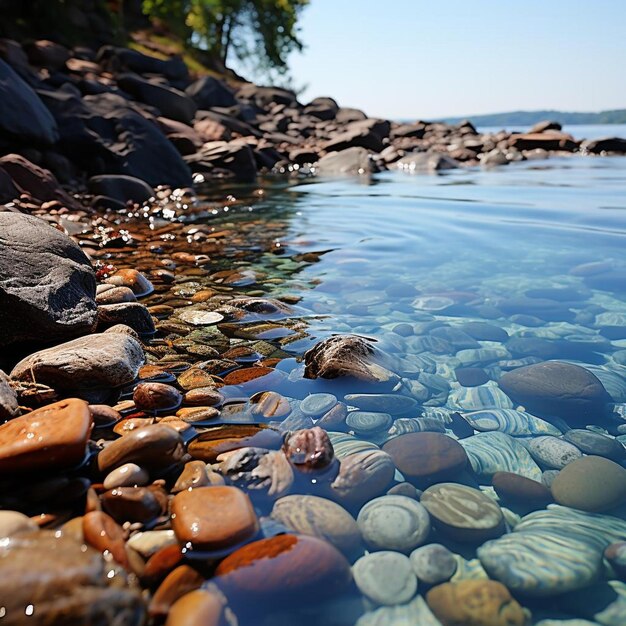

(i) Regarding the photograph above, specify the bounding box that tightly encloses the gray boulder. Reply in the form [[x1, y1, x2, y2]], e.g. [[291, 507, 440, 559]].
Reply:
[[11, 331, 144, 392], [316, 147, 374, 176], [0, 213, 97, 347], [0, 58, 58, 144]]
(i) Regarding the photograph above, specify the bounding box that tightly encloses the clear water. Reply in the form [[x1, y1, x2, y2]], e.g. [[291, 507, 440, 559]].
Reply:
[[209, 155, 626, 624]]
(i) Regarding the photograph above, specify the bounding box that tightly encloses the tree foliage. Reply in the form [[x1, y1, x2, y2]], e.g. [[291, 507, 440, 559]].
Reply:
[[141, 0, 308, 76]]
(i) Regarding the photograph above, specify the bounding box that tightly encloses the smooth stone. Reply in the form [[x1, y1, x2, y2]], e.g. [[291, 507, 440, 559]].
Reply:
[[98, 424, 184, 473], [214, 535, 352, 602], [551, 456, 626, 512], [165, 588, 225, 626], [344, 393, 418, 415], [382, 432, 468, 486], [462, 409, 562, 437], [133, 382, 182, 412], [528, 436, 583, 470], [460, 432, 543, 481], [498, 361, 611, 423], [172, 460, 211, 492], [558, 580, 626, 626], [455, 367, 489, 387], [105, 268, 153, 297], [83, 511, 128, 567], [357, 495, 431, 553], [177, 309, 224, 326], [461, 322, 510, 343], [410, 543, 458, 585], [188, 424, 282, 462], [421, 483, 505, 542], [328, 432, 379, 460], [447, 382, 514, 410], [492, 472, 553, 508], [103, 463, 150, 489], [11, 332, 144, 392], [0, 398, 92, 472], [356, 594, 442, 626], [605, 541, 626, 578], [477, 505, 626, 597], [330, 450, 396, 506], [127, 530, 177, 559], [171, 486, 259, 553], [0, 511, 38, 538], [346, 411, 393, 436], [183, 387, 224, 406], [148, 564, 204, 620], [353, 551, 417, 606], [426, 580, 528, 626], [271, 495, 361, 557], [563, 429, 626, 461], [300, 393, 338, 417], [101, 485, 167, 524]]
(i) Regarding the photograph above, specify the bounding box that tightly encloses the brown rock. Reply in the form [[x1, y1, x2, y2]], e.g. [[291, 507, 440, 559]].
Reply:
[[97, 424, 184, 473], [215, 534, 352, 602], [142, 544, 184, 587], [176, 406, 220, 422], [149, 564, 205, 620], [89, 403, 122, 427], [0, 398, 92, 473], [177, 367, 219, 391], [171, 486, 259, 552], [101, 485, 167, 524], [223, 366, 274, 385], [249, 391, 291, 419], [188, 424, 282, 463], [283, 426, 334, 472], [83, 511, 129, 567], [492, 471, 553, 508], [165, 588, 226, 626], [183, 386, 224, 406], [382, 432, 468, 486], [133, 382, 183, 412], [426, 580, 528, 626], [105, 268, 154, 297], [172, 460, 211, 492]]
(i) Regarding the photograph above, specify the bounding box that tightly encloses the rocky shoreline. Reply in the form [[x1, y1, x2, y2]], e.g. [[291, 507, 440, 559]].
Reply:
[[2, 35, 626, 626]]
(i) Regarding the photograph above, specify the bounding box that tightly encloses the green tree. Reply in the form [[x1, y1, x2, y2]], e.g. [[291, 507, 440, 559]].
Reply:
[[142, 0, 308, 77]]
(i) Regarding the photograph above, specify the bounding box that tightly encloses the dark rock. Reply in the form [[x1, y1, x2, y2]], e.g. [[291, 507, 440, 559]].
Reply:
[[303, 96, 338, 120], [0, 166, 18, 202], [97, 302, 156, 335], [97, 45, 188, 81], [461, 322, 509, 343], [455, 367, 489, 387], [25, 40, 70, 70], [582, 137, 626, 154], [88, 174, 154, 204], [323, 126, 384, 153], [498, 361, 611, 423], [335, 107, 367, 123], [583, 268, 626, 292], [396, 152, 459, 172], [316, 147, 374, 176], [0, 58, 58, 144], [0, 370, 19, 420], [236, 84, 298, 108], [509, 131, 578, 151], [492, 471, 553, 508], [38, 90, 193, 187], [186, 141, 257, 182], [0, 212, 97, 346], [118, 74, 197, 125], [186, 76, 236, 109]]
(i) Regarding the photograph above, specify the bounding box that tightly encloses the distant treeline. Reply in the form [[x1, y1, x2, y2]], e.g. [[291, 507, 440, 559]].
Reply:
[[442, 109, 626, 127]]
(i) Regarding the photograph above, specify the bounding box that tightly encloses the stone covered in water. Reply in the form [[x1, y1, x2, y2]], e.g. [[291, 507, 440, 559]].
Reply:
[[346, 411, 393, 436], [357, 495, 431, 553], [421, 483, 505, 542], [498, 361, 611, 423], [462, 409, 562, 437], [426, 579, 528, 626], [353, 551, 418, 606], [528, 436, 583, 470], [410, 543, 458, 585], [492, 472, 553, 508]]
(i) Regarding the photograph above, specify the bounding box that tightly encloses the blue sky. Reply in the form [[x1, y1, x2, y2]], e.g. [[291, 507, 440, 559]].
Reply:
[[285, 0, 626, 119]]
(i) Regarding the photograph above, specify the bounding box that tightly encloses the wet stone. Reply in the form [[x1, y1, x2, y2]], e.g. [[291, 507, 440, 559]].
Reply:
[[357, 495, 431, 553], [104, 462, 150, 489], [0, 511, 38, 538], [421, 483, 505, 542], [249, 391, 292, 419], [551, 455, 626, 512], [183, 387, 224, 406], [283, 426, 335, 472], [344, 393, 418, 415], [101, 485, 167, 524], [133, 382, 183, 413], [0, 398, 92, 473], [346, 411, 393, 436], [214, 534, 352, 603], [172, 460, 210, 492], [455, 367, 489, 387], [492, 471, 553, 508], [382, 432, 468, 486], [353, 551, 418, 606], [528, 436, 583, 470], [426, 579, 528, 626], [271, 494, 361, 557], [300, 393, 338, 417], [410, 543, 458, 585], [171, 486, 259, 553], [83, 511, 128, 567], [563, 429, 626, 461]]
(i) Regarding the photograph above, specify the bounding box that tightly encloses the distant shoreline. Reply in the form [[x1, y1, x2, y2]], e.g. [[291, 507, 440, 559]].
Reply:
[[438, 109, 626, 127]]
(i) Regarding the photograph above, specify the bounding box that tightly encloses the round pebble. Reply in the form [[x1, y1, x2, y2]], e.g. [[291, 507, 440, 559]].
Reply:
[[177, 309, 224, 326], [103, 462, 150, 489], [409, 543, 457, 585], [353, 551, 418, 606], [421, 483, 504, 542], [528, 436, 582, 470], [133, 382, 182, 413], [346, 411, 393, 436], [551, 455, 626, 512], [492, 471, 553, 508], [300, 393, 338, 417], [357, 495, 431, 553], [563, 429, 626, 461]]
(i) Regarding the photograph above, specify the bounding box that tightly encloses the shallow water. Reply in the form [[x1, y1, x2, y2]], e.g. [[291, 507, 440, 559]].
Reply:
[[196, 156, 626, 624]]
